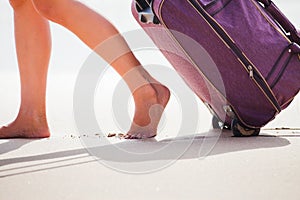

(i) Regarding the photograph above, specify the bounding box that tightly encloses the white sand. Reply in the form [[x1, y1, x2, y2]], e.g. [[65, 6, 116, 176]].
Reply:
[[0, 0, 299, 200]]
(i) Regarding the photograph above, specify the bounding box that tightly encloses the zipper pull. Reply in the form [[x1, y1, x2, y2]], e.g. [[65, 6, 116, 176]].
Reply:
[[248, 65, 254, 79]]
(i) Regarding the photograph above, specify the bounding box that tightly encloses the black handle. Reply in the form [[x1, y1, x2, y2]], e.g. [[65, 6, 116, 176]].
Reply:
[[134, 0, 160, 24], [257, 0, 300, 44]]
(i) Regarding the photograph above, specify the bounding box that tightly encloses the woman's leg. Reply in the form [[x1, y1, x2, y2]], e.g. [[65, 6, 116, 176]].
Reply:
[[0, 0, 51, 138], [32, 0, 170, 139]]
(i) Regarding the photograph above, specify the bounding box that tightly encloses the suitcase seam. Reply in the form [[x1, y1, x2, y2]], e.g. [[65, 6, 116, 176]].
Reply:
[[205, 0, 219, 9], [209, 0, 233, 16], [266, 45, 290, 81], [270, 54, 292, 88], [281, 94, 299, 109]]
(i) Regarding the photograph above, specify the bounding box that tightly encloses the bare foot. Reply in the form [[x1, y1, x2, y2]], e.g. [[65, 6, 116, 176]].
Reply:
[[0, 114, 50, 139], [124, 83, 170, 139]]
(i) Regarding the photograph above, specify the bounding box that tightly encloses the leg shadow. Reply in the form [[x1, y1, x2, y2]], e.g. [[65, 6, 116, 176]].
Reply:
[[0, 130, 293, 176]]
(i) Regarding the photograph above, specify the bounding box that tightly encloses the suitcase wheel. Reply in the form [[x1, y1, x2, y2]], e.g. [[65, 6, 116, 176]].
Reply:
[[212, 116, 231, 130], [231, 119, 260, 137]]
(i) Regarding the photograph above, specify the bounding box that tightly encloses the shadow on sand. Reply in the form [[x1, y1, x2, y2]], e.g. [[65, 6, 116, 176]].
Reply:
[[0, 130, 295, 176]]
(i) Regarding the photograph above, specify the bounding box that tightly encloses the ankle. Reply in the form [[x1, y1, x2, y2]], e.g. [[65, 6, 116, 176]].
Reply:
[[133, 84, 158, 100], [17, 109, 47, 124]]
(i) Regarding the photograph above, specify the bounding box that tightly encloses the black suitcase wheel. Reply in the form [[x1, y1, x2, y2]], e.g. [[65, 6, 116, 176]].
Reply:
[[212, 116, 222, 129], [212, 116, 231, 130], [231, 119, 260, 137]]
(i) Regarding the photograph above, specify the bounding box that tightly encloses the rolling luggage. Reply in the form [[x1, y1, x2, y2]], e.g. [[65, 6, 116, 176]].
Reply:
[[132, 0, 300, 136]]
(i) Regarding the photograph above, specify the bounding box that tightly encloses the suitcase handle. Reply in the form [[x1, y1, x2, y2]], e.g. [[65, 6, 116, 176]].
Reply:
[[135, 0, 160, 24], [257, 0, 300, 45]]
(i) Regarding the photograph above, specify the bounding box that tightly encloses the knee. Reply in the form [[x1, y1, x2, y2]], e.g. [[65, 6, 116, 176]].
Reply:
[[9, 0, 28, 9]]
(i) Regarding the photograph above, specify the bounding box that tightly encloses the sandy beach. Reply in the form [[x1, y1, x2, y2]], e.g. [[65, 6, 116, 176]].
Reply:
[[0, 0, 299, 199]]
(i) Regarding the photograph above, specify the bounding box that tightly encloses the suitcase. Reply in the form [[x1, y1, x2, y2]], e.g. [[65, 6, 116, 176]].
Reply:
[[132, 0, 300, 136]]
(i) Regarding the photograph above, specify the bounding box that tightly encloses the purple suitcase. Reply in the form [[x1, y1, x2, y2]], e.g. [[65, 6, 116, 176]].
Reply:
[[132, 0, 300, 136]]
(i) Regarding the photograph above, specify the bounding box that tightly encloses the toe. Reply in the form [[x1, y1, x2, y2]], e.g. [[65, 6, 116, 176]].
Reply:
[[125, 134, 137, 139], [124, 132, 156, 139]]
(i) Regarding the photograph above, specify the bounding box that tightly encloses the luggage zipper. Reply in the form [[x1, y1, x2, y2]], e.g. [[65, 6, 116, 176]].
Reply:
[[186, 0, 281, 112], [248, 65, 254, 79]]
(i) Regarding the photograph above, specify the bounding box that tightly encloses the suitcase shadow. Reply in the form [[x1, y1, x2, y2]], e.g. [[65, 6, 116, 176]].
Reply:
[[83, 129, 292, 163]]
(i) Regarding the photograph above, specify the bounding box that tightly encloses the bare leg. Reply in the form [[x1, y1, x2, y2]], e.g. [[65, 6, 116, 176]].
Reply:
[[33, 0, 170, 139], [0, 0, 51, 138]]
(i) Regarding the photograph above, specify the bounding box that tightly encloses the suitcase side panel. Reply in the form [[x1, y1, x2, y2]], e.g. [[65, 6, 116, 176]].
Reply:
[[155, 0, 280, 127]]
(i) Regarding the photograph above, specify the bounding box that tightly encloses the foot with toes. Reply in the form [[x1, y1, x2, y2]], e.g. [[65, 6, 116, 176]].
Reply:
[[124, 82, 170, 139]]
